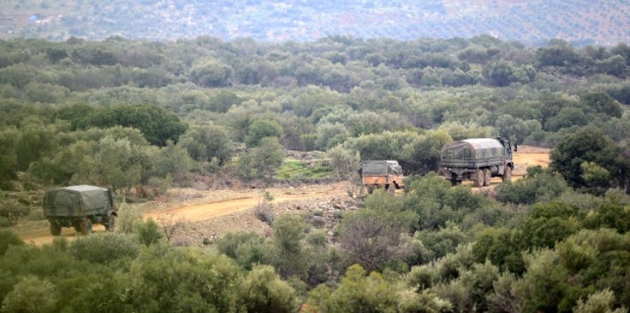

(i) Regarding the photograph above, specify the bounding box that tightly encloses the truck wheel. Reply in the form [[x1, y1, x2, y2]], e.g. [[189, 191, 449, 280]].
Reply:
[[474, 169, 484, 187], [367, 186, 374, 194], [503, 166, 512, 182], [73, 223, 82, 232], [106, 215, 117, 232], [483, 169, 491, 187], [50, 223, 61, 236], [80, 219, 93, 235]]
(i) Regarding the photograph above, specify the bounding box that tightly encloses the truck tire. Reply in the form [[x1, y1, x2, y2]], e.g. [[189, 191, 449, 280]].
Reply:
[[503, 166, 512, 182], [50, 223, 61, 236], [474, 169, 484, 187], [367, 186, 374, 194], [483, 169, 491, 187], [73, 223, 82, 232], [106, 215, 117, 232], [80, 218, 93, 235]]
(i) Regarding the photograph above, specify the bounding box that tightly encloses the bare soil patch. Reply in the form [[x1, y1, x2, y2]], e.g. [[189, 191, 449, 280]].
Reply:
[[512, 145, 551, 176], [16, 181, 355, 246]]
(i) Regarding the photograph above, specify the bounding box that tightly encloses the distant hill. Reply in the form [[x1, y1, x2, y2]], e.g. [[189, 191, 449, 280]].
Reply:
[[1, 0, 629, 45]]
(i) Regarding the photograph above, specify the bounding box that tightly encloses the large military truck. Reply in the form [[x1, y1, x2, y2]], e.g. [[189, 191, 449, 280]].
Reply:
[[43, 185, 117, 235], [440, 137, 514, 187], [361, 160, 405, 193]]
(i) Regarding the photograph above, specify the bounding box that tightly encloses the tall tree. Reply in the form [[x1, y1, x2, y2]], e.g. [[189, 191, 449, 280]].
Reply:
[[84, 103, 187, 146], [0, 128, 19, 189], [271, 214, 308, 280], [94, 137, 144, 193], [178, 124, 233, 165], [550, 127, 623, 192]]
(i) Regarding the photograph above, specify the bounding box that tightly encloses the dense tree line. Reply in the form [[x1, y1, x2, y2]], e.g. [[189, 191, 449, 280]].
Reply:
[[1, 35, 629, 192]]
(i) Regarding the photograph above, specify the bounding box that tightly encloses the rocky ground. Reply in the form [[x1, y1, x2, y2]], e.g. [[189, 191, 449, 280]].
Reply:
[[151, 181, 360, 246]]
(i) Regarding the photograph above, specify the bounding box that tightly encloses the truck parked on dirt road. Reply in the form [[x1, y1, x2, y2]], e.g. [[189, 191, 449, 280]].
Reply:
[[440, 137, 514, 187], [43, 185, 117, 235], [361, 160, 405, 193]]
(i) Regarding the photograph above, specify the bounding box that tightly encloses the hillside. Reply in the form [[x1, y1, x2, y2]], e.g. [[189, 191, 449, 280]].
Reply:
[[1, 0, 629, 45]]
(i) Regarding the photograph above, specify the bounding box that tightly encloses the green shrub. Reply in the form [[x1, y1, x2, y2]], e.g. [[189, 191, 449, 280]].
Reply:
[[406, 265, 437, 290], [216, 231, 270, 269], [124, 247, 244, 312], [240, 265, 300, 313], [495, 170, 569, 205], [0, 200, 29, 225], [0, 229, 23, 256], [115, 204, 143, 234], [134, 217, 165, 246], [69, 232, 140, 265], [582, 202, 630, 233], [417, 223, 469, 260], [1, 275, 57, 313]]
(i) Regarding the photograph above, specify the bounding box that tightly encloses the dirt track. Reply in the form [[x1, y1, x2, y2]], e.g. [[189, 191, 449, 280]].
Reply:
[[18, 182, 353, 246], [17, 146, 549, 246]]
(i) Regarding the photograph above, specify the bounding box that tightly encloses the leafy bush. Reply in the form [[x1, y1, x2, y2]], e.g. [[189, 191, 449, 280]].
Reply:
[[216, 231, 270, 269], [69, 233, 140, 265], [472, 227, 524, 273], [305, 264, 401, 313], [134, 217, 165, 246], [495, 169, 569, 205], [115, 204, 143, 234], [0, 200, 29, 226], [0, 229, 23, 256], [1, 275, 57, 313], [519, 202, 582, 250], [240, 265, 299, 313], [406, 265, 437, 290], [417, 223, 469, 260], [124, 247, 244, 312]]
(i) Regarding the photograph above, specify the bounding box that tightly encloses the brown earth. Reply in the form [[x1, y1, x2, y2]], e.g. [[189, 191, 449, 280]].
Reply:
[[16, 181, 356, 246], [15, 146, 550, 246]]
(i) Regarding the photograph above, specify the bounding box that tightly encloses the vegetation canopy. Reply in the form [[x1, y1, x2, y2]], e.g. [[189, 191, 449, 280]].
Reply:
[[0, 32, 629, 313]]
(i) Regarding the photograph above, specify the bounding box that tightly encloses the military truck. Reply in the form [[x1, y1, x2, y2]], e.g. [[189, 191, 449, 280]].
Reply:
[[440, 137, 514, 187], [361, 160, 405, 193], [43, 185, 117, 235]]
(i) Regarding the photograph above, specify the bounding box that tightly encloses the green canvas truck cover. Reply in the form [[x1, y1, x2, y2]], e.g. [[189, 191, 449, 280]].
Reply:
[[441, 138, 505, 167], [362, 160, 402, 175], [43, 185, 110, 217]]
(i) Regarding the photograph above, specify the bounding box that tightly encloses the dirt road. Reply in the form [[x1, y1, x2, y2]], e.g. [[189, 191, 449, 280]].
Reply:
[[18, 182, 353, 246], [17, 146, 550, 246]]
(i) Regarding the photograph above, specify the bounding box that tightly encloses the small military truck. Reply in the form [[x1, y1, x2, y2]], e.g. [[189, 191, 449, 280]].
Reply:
[[361, 160, 405, 193], [43, 185, 117, 235], [440, 137, 514, 187]]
